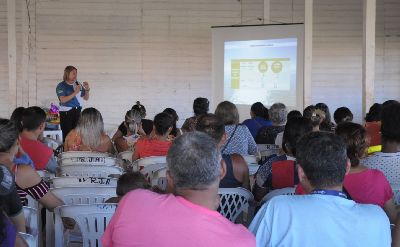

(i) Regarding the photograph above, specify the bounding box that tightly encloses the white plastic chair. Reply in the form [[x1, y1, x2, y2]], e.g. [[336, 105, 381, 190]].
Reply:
[[118, 150, 134, 162], [59, 165, 123, 177], [59, 156, 120, 167], [242, 155, 259, 176], [23, 207, 38, 236], [257, 144, 281, 157], [51, 187, 116, 205], [58, 151, 112, 159], [54, 204, 117, 247], [261, 187, 296, 203], [52, 177, 118, 188], [140, 163, 167, 187], [48, 187, 116, 247], [133, 156, 167, 168], [43, 129, 63, 143], [218, 188, 254, 223], [42, 136, 63, 150], [19, 232, 37, 247]]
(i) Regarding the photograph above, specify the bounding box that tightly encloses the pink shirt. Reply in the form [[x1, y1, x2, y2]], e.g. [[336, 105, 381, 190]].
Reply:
[[102, 189, 255, 247], [295, 169, 393, 208], [344, 169, 393, 208]]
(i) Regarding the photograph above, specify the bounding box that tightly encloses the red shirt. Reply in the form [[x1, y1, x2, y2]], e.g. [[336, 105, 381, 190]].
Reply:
[[20, 136, 53, 170], [135, 138, 172, 159], [296, 169, 393, 208]]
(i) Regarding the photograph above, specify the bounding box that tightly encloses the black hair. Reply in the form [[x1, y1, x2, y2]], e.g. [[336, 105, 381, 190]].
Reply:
[[132, 101, 146, 118], [335, 122, 368, 167], [316, 103, 334, 131], [333, 107, 353, 124], [163, 108, 179, 137], [154, 112, 174, 136], [21, 106, 47, 131], [381, 101, 400, 143], [303, 105, 321, 128], [365, 103, 382, 122], [116, 172, 150, 197], [251, 102, 266, 118], [296, 131, 347, 189], [0, 119, 19, 152], [10, 107, 25, 133], [282, 117, 313, 156], [193, 97, 209, 116], [195, 114, 225, 143], [382, 100, 398, 109], [287, 110, 302, 121]]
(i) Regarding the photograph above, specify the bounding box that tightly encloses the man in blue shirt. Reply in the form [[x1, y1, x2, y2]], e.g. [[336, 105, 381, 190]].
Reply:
[[249, 131, 391, 247], [56, 65, 90, 139]]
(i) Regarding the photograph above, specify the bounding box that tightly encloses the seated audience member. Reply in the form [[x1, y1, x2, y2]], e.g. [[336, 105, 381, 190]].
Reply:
[[242, 102, 272, 139], [64, 108, 114, 153], [196, 114, 250, 190], [365, 103, 382, 151], [303, 105, 323, 131], [215, 101, 257, 156], [275, 110, 302, 148], [10, 107, 25, 133], [10, 107, 34, 168], [315, 102, 335, 131], [0, 119, 63, 210], [0, 165, 26, 233], [362, 101, 400, 186], [250, 131, 391, 246], [113, 109, 144, 153], [102, 132, 255, 247], [19, 107, 58, 173], [0, 165, 28, 247], [253, 117, 313, 201], [256, 103, 287, 144], [113, 102, 153, 141], [163, 108, 182, 138], [182, 97, 209, 132], [336, 122, 396, 223], [106, 172, 151, 203], [132, 112, 173, 161], [333, 107, 353, 125]]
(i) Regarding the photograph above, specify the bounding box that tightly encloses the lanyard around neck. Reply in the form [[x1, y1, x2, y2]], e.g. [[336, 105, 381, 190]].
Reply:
[[311, 189, 348, 199]]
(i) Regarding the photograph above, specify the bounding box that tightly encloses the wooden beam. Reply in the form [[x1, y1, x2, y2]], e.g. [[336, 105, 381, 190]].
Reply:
[[7, 0, 17, 114], [263, 0, 270, 24], [304, 0, 313, 107], [362, 0, 376, 120], [22, 0, 30, 107]]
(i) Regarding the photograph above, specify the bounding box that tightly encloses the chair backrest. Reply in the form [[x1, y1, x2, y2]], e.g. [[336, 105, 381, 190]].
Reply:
[[261, 187, 296, 203], [257, 144, 281, 157], [140, 163, 167, 186], [118, 151, 134, 162], [52, 177, 118, 188], [218, 188, 254, 222], [58, 151, 112, 159], [19, 232, 37, 247], [59, 156, 120, 166], [23, 206, 38, 236], [59, 165, 123, 177], [242, 155, 259, 176], [133, 156, 167, 168], [55, 204, 117, 247], [51, 187, 116, 205]]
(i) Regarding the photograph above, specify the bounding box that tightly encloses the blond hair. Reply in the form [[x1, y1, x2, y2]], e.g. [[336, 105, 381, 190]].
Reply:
[[76, 108, 104, 149], [63, 65, 77, 81]]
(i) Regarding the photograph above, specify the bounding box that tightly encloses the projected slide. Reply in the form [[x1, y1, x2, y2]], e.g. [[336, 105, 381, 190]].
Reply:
[[224, 38, 297, 106]]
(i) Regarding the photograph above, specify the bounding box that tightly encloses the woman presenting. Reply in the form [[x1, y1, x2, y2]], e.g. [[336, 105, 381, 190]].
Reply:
[[56, 65, 90, 139]]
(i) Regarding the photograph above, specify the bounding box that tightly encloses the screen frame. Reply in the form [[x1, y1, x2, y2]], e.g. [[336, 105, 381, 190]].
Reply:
[[211, 24, 305, 121]]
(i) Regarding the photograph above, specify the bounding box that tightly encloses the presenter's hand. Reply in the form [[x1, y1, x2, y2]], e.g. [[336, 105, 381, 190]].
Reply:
[[74, 84, 82, 95], [83, 81, 90, 90]]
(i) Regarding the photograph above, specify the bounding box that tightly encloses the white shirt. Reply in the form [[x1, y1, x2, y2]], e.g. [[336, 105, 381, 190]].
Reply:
[[249, 194, 391, 247], [361, 152, 400, 186]]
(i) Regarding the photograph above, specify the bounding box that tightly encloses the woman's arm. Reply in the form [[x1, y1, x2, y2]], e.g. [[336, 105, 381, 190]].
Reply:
[[383, 198, 397, 224], [58, 85, 81, 104], [231, 154, 250, 190]]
